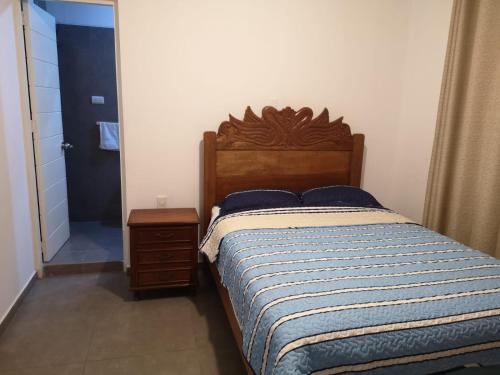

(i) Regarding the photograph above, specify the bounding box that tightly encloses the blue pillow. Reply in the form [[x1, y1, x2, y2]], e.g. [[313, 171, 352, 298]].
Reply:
[[300, 185, 384, 209], [218, 189, 300, 216]]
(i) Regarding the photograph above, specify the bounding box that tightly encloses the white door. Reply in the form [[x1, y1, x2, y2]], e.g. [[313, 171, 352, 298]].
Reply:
[[23, 1, 70, 262]]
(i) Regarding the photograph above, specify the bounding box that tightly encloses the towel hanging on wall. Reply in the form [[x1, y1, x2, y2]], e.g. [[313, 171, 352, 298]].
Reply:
[[97, 122, 120, 151]]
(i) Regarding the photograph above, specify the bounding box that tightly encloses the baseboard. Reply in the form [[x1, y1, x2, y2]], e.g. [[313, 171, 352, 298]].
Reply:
[[43, 261, 123, 276], [0, 271, 37, 336]]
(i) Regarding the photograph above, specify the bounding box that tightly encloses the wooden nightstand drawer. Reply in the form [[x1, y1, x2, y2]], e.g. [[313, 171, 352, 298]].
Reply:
[[135, 226, 193, 244], [137, 268, 192, 286], [135, 242, 195, 252], [128, 208, 199, 293], [137, 249, 192, 265]]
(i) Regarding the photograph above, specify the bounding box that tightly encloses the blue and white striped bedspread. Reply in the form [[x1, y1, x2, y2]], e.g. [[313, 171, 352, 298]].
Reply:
[[208, 208, 500, 375]]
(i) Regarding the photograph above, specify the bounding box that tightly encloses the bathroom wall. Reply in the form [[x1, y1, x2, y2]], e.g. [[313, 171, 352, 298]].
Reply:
[[45, 2, 114, 28], [56, 24, 121, 224]]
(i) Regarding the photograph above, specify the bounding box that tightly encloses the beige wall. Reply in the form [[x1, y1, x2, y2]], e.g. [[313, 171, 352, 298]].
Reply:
[[117, 0, 452, 264], [0, 0, 452, 306], [0, 0, 37, 323], [389, 0, 452, 221]]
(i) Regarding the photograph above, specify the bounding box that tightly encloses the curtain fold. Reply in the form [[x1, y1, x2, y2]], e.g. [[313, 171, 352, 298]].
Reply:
[[424, 0, 500, 257]]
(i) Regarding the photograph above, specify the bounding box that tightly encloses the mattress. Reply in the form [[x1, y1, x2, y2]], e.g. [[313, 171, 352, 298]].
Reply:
[[200, 206, 500, 375]]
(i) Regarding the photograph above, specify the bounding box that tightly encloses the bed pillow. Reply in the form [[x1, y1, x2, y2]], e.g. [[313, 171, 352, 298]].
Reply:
[[218, 189, 300, 216], [301, 185, 384, 209]]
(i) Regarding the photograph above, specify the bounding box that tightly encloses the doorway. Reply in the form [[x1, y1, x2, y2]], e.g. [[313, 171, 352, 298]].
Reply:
[[23, 0, 123, 267]]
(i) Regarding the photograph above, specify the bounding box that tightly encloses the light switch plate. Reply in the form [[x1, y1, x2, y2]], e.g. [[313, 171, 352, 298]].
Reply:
[[91, 96, 105, 105]]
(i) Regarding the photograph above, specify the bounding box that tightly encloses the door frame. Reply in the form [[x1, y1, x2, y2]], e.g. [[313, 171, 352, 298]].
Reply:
[[15, 0, 128, 275]]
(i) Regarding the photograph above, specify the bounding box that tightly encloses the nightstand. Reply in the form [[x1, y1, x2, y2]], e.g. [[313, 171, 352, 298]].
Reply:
[[127, 208, 199, 293]]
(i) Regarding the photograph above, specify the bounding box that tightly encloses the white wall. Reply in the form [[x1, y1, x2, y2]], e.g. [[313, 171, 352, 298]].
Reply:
[[0, 0, 37, 322], [45, 2, 114, 28], [117, 0, 452, 265], [389, 0, 452, 221]]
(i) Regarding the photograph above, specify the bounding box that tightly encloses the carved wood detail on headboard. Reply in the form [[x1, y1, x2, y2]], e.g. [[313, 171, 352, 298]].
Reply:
[[203, 106, 365, 234], [217, 106, 353, 150]]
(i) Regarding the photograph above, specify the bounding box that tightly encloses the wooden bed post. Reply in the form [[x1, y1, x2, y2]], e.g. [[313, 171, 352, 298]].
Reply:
[[203, 131, 216, 236], [350, 133, 364, 187]]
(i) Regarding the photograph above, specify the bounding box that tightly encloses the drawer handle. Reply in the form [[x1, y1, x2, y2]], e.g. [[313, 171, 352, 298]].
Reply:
[[154, 232, 175, 240]]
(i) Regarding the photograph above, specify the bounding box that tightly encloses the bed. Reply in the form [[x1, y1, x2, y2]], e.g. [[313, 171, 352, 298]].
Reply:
[[200, 106, 500, 375]]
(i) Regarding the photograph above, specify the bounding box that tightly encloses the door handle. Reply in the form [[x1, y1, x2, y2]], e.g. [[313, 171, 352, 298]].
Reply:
[[61, 142, 74, 151]]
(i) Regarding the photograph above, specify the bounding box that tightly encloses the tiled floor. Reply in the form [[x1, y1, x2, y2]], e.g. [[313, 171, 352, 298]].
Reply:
[[0, 269, 246, 375], [49, 222, 123, 264]]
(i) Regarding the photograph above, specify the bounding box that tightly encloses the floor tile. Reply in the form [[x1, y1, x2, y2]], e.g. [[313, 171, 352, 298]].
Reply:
[[197, 343, 247, 375], [86, 306, 197, 360], [83, 351, 201, 375], [50, 250, 88, 264], [191, 295, 237, 348], [0, 269, 246, 374], [50, 221, 123, 265], [0, 363, 84, 375], [0, 314, 94, 370]]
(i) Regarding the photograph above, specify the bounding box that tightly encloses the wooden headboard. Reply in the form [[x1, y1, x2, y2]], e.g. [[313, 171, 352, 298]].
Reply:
[[202, 106, 364, 234]]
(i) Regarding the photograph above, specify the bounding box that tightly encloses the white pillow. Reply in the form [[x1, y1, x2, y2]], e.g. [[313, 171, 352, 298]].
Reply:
[[208, 206, 220, 226]]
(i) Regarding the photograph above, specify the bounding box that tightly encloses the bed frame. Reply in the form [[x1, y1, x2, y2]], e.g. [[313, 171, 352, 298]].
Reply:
[[202, 106, 364, 374]]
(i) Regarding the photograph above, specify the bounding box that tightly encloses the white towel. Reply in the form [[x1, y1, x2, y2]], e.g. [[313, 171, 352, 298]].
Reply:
[[99, 122, 120, 151]]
